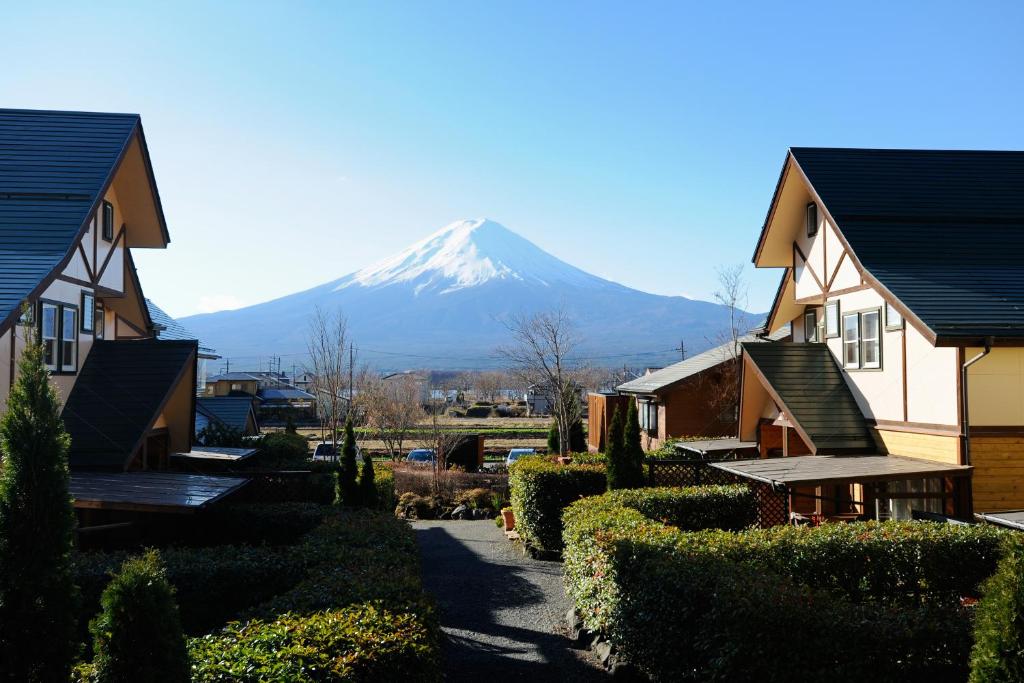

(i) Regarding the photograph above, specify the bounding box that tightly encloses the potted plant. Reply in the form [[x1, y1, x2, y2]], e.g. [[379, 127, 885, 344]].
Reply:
[[501, 506, 515, 532]]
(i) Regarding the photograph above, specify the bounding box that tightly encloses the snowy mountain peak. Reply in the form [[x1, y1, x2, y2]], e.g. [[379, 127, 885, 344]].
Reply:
[[334, 218, 600, 295]]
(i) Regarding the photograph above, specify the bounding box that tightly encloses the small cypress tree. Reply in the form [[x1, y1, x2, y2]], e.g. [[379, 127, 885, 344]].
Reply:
[[623, 400, 645, 487], [0, 336, 77, 681], [359, 450, 376, 508], [336, 416, 359, 506], [970, 536, 1024, 682], [604, 406, 626, 490], [90, 549, 189, 683], [568, 416, 586, 453], [284, 415, 297, 434], [547, 421, 559, 454]]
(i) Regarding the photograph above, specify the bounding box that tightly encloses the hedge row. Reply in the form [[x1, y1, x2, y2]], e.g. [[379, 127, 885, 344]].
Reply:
[[563, 491, 999, 682], [508, 457, 606, 553]]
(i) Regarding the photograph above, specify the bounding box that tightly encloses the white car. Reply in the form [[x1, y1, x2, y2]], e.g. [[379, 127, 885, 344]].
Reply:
[[506, 448, 536, 466]]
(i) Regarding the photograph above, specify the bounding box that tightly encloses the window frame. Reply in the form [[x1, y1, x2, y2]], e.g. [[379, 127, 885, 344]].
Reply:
[[95, 301, 105, 340], [805, 202, 818, 238], [861, 309, 881, 369], [885, 301, 904, 331], [81, 291, 95, 333], [40, 301, 59, 371], [60, 305, 78, 373], [842, 312, 860, 369], [842, 307, 883, 371], [824, 300, 840, 338], [102, 201, 114, 241], [38, 299, 80, 374], [804, 308, 818, 343]]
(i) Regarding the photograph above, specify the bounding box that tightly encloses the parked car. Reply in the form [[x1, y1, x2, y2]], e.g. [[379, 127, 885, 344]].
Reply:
[[506, 448, 536, 466], [313, 442, 365, 462], [406, 448, 437, 465]]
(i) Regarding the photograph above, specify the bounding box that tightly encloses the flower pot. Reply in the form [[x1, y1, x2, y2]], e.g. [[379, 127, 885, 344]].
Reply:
[[502, 508, 515, 532]]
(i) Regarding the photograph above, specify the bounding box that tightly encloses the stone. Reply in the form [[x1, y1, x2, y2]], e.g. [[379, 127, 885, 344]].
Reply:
[[451, 504, 469, 520]]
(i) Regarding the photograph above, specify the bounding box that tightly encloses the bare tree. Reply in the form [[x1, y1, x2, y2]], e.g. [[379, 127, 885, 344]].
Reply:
[[360, 373, 425, 460], [696, 265, 751, 434], [306, 307, 355, 450], [498, 308, 583, 456], [713, 264, 749, 353]]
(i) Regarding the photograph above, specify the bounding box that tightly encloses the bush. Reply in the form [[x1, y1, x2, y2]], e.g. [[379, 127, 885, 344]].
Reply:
[[257, 431, 310, 468], [359, 452, 377, 508], [88, 550, 189, 683], [604, 406, 629, 490], [455, 487, 493, 509], [465, 405, 493, 418], [509, 457, 605, 553], [196, 421, 245, 447], [622, 401, 645, 485], [337, 417, 359, 506], [971, 535, 1024, 682], [548, 417, 586, 454], [243, 470, 335, 504], [563, 495, 998, 681], [0, 338, 78, 681], [202, 502, 329, 546], [75, 544, 306, 635], [375, 465, 397, 512], [189, 602, 440, 682], [604, 485, 756, 531]]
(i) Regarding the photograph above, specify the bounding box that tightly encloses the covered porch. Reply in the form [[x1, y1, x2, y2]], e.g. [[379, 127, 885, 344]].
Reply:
[[711, 454, 973, 522]]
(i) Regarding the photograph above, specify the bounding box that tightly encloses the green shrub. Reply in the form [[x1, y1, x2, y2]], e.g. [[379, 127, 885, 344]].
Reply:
[[196, 421, 245, 447], [359, 450, 377, 508], [563, 495, 996, 681], [606, 485, 756, 531], [337, 417, 359, 506], [0, 338, 78, 681], [604, 406, 628, 490], [623, 401, 645, 483], [508, 456, 605, 553], [455, 487, 493, 509], [75, 544, 306, 635], [89, 550, 189, 683], [202, 502, 329, 546], [258, 431, 310, 468], [465, 405, 493, 418], [244, 470, 336, 504], [971, 535, 1024, 682], [375, 465, 397, 512], [547, 417, 586, 454], [189, 602, 440, 682]]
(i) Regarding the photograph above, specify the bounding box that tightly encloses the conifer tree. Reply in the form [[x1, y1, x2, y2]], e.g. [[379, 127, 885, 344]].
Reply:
[[0, 335, 78, 681], [604, 406, 626, 490], [623, 400, 645, 486], [359, 448, 376, 508], [90, 549, 189, 683], [547, 421, 559, 454], [336, 415, 359, 506]]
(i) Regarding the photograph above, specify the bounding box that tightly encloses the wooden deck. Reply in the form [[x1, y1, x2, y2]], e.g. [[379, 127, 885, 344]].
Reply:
[[70, 471, 249, 514], [710, 454, 971, 487]]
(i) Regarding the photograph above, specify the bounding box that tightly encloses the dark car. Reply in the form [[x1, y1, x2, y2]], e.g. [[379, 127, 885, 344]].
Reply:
[[406, 448, 437, 465]]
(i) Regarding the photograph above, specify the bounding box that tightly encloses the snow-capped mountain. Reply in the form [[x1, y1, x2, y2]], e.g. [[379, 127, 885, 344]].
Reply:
[[181, 219, 760, 370]]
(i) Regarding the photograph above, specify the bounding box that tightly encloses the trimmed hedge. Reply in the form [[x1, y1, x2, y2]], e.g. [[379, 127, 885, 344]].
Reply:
[[600, 486, 756, 531], [508, 457, 606, 553], [202, 502, 329, 546], [563, 492, 1001, 681], [971, 535, 1024, 682]]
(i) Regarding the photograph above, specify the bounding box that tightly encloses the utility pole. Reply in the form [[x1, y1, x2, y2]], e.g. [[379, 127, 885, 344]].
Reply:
[[680, 340, 686, 360]]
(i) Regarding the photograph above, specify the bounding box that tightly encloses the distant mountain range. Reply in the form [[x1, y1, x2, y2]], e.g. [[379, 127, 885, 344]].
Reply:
[[181, 219, 762, 370]]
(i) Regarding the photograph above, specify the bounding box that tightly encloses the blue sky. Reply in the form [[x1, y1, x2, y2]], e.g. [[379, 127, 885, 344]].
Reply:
[[2, 1, 1022, 317]]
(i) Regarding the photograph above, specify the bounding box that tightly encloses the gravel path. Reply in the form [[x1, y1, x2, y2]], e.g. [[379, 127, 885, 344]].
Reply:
[[412, 520, 606, 682]]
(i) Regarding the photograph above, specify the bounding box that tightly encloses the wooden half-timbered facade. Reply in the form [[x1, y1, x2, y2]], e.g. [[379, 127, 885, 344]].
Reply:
[[740, 147, 1024, 518]]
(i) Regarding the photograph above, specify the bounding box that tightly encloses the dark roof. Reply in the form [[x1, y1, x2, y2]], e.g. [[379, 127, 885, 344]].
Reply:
[[0, 109, 141, 327], [196, 396, 257, 432], [259, 388, 314, 401], [742, 342, 875, 453], [711, 454, 970, 487], [146, 299, 217, 356], [62, 339, 196, 468], [791, 147, 1024, 342], [70, 471, 247, 513]]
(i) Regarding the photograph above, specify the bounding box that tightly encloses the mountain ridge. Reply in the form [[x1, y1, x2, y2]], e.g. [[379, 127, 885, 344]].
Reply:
[[181, 219, 760, 370]]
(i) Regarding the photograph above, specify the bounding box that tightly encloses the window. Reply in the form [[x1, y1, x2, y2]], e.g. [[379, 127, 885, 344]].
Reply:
[[61, 307, 77, 372], [825, 300, 839, 338], [861, 310, 881, 368], [638, 400, 658, 434], [842, 309, 882, 370], [102, 201, 114, 241], [41, 303, 58, 370], [885, 301, 904, 330], [231, 383, 242, 392], [805, 202, 818, 237], [804, 309, 818, 343], [81, 292, 95, 333], [95, 302, 105, 340]]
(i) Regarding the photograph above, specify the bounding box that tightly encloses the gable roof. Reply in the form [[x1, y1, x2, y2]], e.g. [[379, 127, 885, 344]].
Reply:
[[196, 396, 257, 433], [146, 299, 218, 357], [62, 339, 196, 469], [767, 147, 1024, 345], [617, 327, 791, 394], [0, 108, 167, 332], [742, 341, 875, 454]]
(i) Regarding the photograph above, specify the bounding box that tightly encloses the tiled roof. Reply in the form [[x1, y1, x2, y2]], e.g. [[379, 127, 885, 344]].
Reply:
[[196, 396, 257, 433], [146, 299, 217, 356], [62, 339, 196, 469], [791, 147, 1024, 342]]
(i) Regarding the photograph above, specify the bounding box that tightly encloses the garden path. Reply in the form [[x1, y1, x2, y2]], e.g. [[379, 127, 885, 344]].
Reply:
[[412, 519, 607, 682]]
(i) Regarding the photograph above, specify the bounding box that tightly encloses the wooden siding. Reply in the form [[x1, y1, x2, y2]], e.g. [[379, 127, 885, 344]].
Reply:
[[587, 393, 629, 452], [972, 435, 1024, 512], [876, 428, 960, 465]]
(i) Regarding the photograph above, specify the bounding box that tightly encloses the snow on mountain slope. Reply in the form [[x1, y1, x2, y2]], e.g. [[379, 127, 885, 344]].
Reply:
[[181, 219, 761, 370], [334, 218, 607, 294]]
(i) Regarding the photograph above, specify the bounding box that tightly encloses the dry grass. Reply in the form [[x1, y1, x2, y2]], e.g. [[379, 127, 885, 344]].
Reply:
[[391, 462, 509, 504]]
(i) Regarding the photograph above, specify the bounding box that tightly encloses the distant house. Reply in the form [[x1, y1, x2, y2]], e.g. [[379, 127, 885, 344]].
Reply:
[[525, 382, 586, 417], [0, 108, 247, 515], [613, 329, 790, 449], [731, 146, 1024, 522], [206, 371, 317, 423], [146, 298, 220, 394], [196, 396, 260, 439]]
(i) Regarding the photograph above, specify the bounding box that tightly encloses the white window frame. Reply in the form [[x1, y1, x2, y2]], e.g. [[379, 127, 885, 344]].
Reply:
[[861, 310, 881, 369], [61, 307, 77, 372], [804, 309, 818, 343], [825, 300, 839, 338], [41, 303, 58, 371], [885, 301, 904, 331], [81, 292, 95, 333]]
